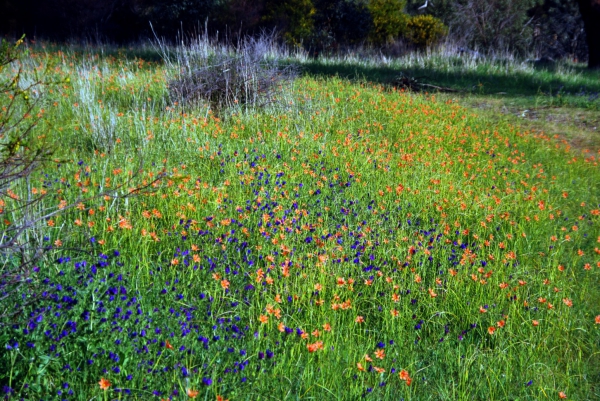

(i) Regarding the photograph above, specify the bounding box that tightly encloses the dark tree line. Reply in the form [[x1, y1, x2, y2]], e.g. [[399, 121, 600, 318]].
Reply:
[[0, 0, 315, 43], [0, 0, 598, 68]]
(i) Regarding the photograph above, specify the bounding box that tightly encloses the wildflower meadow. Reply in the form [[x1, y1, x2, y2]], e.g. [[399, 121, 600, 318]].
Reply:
[[0, 40, 599, 400]]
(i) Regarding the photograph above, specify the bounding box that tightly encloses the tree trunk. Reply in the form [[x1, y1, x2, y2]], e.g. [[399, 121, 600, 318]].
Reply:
[[576, 0, 600, 68]]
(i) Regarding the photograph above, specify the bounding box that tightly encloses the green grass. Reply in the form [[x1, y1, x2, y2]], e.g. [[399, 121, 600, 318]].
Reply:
[[0, 43, 599, 400], [300, 47, 600, 152]]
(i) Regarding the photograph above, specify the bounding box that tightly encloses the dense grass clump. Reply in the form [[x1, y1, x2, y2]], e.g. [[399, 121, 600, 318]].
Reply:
[[163, 33, 298, 113], [0, 42, 599, 401]]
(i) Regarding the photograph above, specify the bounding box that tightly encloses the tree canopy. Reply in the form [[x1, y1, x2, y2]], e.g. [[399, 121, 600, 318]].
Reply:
[[0, 0, 596, 66]]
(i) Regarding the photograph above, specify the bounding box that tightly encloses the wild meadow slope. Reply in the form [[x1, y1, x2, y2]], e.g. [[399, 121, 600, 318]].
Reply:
[[1, 45, 599, 400]]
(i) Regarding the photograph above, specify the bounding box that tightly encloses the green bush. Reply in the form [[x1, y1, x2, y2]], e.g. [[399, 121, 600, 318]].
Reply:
[[368, 0, 409, 45], [263, 0, 316, 46], [405, 14, 448, 48]]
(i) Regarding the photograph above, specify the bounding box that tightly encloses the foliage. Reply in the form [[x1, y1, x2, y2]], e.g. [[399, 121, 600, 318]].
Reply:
[[140, 0, 219, 37], [1, 0, 145, 42], [528, 0, 587, 61], [262, 0, 316, 45], [445, 0, 542, 55], [368, 0, 409, 45], [404, 14, 447, 48], [0, 36, 56, 322], [213, 0, 266, 37], [310, 0, 373, 53]]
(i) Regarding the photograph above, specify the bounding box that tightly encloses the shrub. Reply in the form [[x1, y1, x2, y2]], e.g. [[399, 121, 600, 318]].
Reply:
[[528, 0, 588, 61], [405, 15, 448, 48], [368, 0, 409, 45], [446, 0, 541, 55], [166, 32, 299, 113], [311, 0, 373, 53], [262, 0, 316, 46], [0, 37, 55, 322]]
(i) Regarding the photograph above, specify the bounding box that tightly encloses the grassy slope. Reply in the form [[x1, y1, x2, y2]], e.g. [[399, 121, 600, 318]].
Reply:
[[301, 52, 600, 153], [0, 45, 599, 400]]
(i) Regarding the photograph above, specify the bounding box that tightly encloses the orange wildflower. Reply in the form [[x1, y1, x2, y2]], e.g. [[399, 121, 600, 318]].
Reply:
[[488, 326, 496, 335], [399, 369, 410, 382], [165, 340, 174, 350], [357, 362, 365, 371], [595, 315, 600, 324], [187, 388, 199, 398], [323, 322, 331, 332], [558, 391, 567, 399], [355, 316, 364, 324], [374, 349, 385, 360], [562, 298, 573, 307], [259, 315, 268, 324], [220, 279, 229, 290], [306, 341, 323, 353], [98, 378, 111, 390], [532, 320, 539, 326]]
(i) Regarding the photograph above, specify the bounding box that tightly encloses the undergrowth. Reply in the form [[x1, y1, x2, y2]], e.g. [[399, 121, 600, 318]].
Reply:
[[0, 39, 599, 401]]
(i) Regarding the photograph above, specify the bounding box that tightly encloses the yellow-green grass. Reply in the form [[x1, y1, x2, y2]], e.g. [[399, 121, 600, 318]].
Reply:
[[1, 47, 599, 400]]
